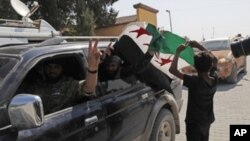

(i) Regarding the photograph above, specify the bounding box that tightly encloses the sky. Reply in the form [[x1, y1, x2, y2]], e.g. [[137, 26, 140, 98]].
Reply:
[[113, 0, 250, 41]]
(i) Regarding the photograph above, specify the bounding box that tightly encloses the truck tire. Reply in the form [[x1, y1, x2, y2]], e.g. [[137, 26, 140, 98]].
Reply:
[[150, 109, 176, 141]]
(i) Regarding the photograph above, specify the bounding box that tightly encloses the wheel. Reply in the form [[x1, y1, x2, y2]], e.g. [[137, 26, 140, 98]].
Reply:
[[226, 64, 238, 83], [150, 109, 176, 141]]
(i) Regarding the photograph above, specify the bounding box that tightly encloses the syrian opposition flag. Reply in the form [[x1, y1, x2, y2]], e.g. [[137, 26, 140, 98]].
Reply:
[[113, 22, 194, 79]]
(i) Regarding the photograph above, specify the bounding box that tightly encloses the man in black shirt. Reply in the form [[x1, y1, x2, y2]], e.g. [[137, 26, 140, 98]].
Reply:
[[169, 40, 218, 141], [99, 55, 122, 81]]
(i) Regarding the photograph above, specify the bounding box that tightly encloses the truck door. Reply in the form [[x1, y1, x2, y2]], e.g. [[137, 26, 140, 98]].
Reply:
[[100, 80, 155, 141], [10, 54, 109, 141], [16, 98, 109, 141]]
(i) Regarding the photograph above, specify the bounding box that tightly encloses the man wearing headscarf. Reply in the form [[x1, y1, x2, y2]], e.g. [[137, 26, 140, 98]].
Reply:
[[99, 55, 122, 82]]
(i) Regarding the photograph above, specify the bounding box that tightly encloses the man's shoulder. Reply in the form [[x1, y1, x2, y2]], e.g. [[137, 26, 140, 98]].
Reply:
[[62, 76, 77, 82], [183, 74, 199, 80], [61, 76, 80, 87], [183, 74, 199, 88], [58, 77, 82, 95]]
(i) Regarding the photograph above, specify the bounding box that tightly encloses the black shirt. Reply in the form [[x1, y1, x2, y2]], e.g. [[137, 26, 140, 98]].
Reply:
[[183, 68, 218, 125]]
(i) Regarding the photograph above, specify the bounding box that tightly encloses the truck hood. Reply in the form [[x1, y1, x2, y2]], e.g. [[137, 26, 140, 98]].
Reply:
[[211, 50, 231, 59]]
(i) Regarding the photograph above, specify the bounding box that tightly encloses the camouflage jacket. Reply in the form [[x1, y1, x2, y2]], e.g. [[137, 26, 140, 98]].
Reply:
[[21, 76, 87, 114]]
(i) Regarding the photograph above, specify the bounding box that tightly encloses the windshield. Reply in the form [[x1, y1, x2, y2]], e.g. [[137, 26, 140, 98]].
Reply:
[[201, 40, 230, 51], [0, 57, 18, 85]]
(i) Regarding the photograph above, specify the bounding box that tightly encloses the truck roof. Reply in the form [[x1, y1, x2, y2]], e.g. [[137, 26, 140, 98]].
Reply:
[[0, 40, 111, 57]]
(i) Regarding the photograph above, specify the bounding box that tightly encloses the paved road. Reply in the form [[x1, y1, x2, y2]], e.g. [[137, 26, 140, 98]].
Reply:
[[176, 57, 250, 141]]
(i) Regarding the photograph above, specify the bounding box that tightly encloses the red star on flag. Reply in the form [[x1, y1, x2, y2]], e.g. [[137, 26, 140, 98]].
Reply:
[[155, 55, 173, 66], [130, 27, 150, 38]]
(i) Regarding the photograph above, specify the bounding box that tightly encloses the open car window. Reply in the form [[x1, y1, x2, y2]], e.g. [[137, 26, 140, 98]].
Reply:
[[16, 54, 88, 115]]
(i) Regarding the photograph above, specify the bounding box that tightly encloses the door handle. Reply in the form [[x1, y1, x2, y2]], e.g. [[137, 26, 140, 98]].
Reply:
[[85, 115, 98, 126]]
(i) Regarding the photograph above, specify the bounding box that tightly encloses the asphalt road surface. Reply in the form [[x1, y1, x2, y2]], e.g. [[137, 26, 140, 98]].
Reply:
[[176, 56, 250, 141]]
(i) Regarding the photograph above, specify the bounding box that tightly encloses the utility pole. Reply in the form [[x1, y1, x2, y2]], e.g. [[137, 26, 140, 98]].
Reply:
[[166, 10, 173, 32]]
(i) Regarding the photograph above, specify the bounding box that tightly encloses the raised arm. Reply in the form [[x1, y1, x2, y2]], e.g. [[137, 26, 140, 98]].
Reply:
[[100, 41, 114, 63], [83, 40, 101, 95], [169, 44, 187, 80], [188, 40, 208, 51], [189, 40, 218, 67]]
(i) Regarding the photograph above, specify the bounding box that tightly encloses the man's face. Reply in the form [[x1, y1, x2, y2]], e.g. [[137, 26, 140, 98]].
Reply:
[[106, 62, 120, 74], [45, 63, 63, 80]]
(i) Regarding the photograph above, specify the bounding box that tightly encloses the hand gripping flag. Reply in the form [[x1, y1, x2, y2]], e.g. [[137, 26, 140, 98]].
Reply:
[[113, 22, 194, 79]]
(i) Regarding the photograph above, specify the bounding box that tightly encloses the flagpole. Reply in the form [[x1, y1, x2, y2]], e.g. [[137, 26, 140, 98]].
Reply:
[[166, 9, 173, 32]]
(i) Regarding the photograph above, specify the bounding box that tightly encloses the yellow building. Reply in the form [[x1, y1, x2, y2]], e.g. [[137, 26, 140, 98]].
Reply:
[[95, 3, 158, 36]]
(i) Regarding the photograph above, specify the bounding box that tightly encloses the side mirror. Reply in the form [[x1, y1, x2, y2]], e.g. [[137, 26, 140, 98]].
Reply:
[[8, 94, 44, 130]]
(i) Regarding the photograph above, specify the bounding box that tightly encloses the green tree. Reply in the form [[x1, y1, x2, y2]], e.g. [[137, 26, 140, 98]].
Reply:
[[23, 0, 74, 31], [85, 0, 118, 27], [0, 0, 118, 36], [75, 0, 94, 35], [0, 0, 19, 20], [73, 0, 119, 35]]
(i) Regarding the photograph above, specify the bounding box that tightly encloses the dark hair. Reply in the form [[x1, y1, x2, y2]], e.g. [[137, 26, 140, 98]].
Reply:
[[194, 51, 213, 73], [43, 59, 65, 69], [105, 55, 122, 64]]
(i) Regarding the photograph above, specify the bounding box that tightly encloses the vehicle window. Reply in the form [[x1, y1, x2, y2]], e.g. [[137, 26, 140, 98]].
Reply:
[[97, 79, 134, 95], [201, 40, 230, 51], [0, 57, 18, 85], [16, 55, 88, 115], [97, 72, 138, 96]]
